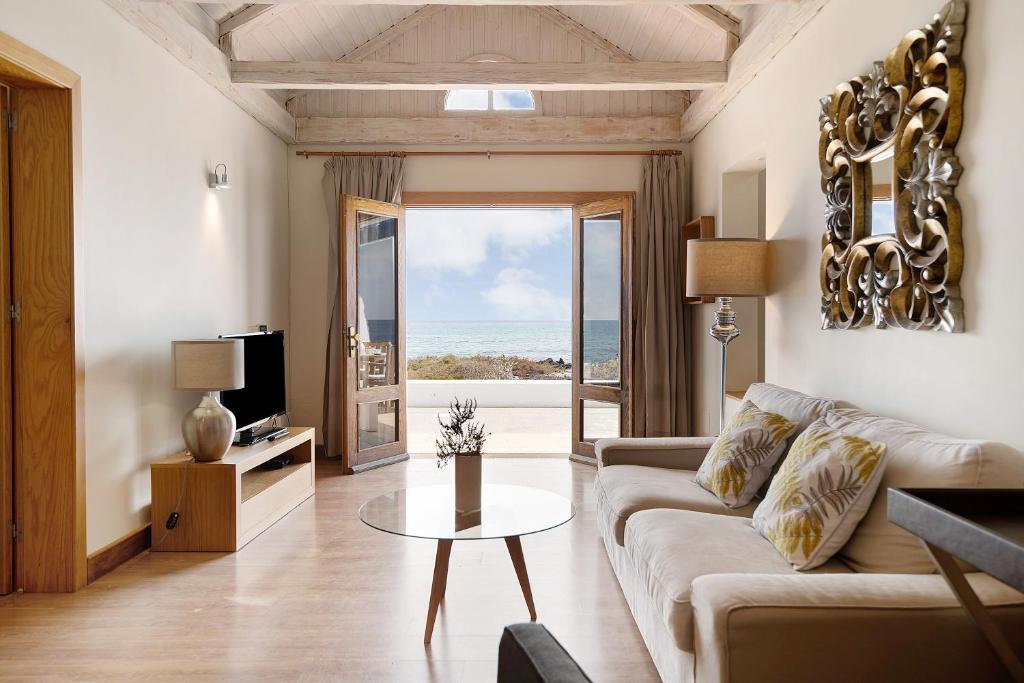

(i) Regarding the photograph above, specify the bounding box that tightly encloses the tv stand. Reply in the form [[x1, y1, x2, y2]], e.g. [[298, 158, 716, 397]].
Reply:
[[235, 424, 289, 447], [151, 428, 315, 552]]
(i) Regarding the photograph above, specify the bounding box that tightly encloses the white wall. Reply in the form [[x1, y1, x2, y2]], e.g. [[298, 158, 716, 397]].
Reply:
[[0, 0, 290, 553], [690, 0, 1024, 450], [288, 144, 682, 442]]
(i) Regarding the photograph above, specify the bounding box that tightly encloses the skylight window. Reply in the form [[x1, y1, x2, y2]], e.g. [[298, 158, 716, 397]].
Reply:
[[443, 54, 537, 113], [444, 89, 536, 112]]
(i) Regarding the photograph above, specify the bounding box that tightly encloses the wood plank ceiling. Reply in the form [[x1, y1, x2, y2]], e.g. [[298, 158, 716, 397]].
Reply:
[[134, 1, 825, 144], [196, 2, 731, 142]]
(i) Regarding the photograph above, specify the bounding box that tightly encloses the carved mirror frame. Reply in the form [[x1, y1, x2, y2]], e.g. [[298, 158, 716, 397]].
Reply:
[[818, 0, 966, 332]]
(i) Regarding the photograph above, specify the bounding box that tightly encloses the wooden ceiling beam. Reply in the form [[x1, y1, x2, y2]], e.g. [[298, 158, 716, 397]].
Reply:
[[673, 5, 740, 39], [218, 4, 282, 38], [297, 115, 682, 144], [101, 0, 295, 142], [532, 7, 688, 104], [232, 60, 728, 90], [162, 0, 798, 5], [339, 6, 448, 62], [680, 0, 827, 141], [531, 7, 636, 63]]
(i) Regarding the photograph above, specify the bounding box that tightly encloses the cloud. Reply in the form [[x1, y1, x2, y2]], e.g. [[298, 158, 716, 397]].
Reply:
[[482, 268, 570, 320], [406, 208, 569, 275]]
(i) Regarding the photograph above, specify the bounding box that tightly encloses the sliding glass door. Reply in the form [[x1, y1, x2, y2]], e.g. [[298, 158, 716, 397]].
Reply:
[[571, 197, 632, 461], [341, 195, 408, 473]]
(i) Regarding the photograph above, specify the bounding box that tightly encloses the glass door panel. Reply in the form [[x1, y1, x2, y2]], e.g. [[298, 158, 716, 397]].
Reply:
[[571, 197, 632, 461], [356, 213, 398, 389], [358, 400, 399, 450], [342, 196, 408, 473], [581, 400, 620, 442], [582, 215, 622, 387]]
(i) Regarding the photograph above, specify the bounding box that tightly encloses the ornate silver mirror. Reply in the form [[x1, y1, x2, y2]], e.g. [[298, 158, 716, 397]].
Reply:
[[818, 0, 966, 332]]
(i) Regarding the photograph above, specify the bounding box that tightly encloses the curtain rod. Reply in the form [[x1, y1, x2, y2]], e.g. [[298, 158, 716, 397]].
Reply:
[[294, 149, 682, 159]]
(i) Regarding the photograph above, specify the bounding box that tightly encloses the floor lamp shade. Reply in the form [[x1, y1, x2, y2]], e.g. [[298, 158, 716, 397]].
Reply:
[[684, 238, 768, 434], [172, 339, 244, 461], [173, 339, 245, 392], [686, 238, 769, 298]]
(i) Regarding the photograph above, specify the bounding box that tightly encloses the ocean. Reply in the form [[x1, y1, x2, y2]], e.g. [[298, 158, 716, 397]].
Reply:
[[405, 320, 618, 364]]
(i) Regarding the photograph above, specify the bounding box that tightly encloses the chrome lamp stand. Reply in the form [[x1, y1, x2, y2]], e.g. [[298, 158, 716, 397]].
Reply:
[[709, 296, 741, 434]]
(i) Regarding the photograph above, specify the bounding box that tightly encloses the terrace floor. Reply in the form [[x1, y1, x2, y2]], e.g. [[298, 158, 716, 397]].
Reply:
[[408, 406, 617, 455]]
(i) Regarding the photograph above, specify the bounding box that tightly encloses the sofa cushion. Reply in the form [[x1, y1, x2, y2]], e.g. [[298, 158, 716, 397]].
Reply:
[[744, 383, 837, 497], [753, 419, 887, 570], [826, 408, 1024, 573], [695, 400, 797, 508], [744, 383, 836, 438], [596, 465, 757, 546], [623, 509, 851, 652]]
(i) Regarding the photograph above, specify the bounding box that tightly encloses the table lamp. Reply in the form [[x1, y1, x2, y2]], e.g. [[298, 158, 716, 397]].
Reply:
[[685, 238, 769, 434], [173, 339, 244, 461]]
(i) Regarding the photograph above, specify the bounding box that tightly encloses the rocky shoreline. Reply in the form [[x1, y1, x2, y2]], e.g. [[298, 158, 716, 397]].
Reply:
[[408, 354, 571, 380]]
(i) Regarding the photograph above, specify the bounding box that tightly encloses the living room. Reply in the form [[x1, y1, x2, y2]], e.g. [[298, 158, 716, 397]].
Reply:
[[1, 0, 1021, 681]]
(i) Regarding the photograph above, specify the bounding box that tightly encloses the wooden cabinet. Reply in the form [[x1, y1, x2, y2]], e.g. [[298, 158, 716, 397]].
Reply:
[[151, 428, 315, 552]]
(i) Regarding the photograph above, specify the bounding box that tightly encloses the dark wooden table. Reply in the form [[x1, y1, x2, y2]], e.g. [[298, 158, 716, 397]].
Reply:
[[888, 488, 1024, 682]]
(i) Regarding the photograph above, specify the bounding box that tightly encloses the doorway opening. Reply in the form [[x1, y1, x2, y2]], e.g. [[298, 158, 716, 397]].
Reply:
[[339, 191, 631, 468], [404, 207, 574, 456]]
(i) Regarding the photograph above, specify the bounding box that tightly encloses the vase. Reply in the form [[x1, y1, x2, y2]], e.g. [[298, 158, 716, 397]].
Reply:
[[455, 455, 482, 514], [182, 392, 236, 462]]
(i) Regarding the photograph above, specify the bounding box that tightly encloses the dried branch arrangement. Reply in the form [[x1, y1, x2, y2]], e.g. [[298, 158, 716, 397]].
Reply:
[[435, 398, 487, 468]]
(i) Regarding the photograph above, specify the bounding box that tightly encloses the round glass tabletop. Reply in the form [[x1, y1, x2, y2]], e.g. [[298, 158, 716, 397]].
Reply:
[[358, 484, 575, 541]]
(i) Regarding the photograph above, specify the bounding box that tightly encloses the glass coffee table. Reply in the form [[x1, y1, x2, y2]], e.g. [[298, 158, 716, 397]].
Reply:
[[359, 483, 575, 642]]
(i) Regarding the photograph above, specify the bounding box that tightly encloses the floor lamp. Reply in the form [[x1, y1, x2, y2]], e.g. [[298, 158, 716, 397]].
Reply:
[[685, 238, 769, 434]]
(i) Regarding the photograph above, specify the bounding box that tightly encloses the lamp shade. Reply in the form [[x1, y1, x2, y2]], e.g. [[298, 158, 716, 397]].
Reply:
[[173, 339, 244, 391], [686, 238, 769, 297]]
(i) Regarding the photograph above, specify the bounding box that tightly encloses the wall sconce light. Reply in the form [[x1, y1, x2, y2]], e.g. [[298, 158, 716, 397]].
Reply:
[[208, 163, 230, 190]]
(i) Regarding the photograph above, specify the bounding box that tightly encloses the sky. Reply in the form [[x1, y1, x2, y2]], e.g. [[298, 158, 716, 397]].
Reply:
[[406, 208, 573, 321]]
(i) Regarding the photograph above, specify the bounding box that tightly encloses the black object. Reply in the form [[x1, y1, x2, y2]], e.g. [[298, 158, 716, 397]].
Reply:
[[260, 454, 293, 471], [497, 624, 591, 683], [165, 512, 179, 530], [235, 425, 289, 447], [220, 330, 287, 433]]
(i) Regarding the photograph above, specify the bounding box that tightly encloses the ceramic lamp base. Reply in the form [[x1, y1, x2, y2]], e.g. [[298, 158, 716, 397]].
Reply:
[[182, 392, 237, 462]]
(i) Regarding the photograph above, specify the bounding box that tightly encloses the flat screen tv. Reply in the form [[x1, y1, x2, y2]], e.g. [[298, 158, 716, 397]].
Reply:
[[219, 330, 286, 432]]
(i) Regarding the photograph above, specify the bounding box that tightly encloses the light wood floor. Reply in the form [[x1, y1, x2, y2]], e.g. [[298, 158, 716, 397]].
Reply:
[[0, 457, 659, 682]]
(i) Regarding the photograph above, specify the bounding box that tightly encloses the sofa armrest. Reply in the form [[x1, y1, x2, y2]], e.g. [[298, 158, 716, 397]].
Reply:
[[691, 573, 1024, 683], [595, 436, 716, 470]]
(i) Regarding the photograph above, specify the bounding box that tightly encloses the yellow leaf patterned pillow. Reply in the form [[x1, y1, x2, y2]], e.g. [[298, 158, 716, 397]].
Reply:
[[694, 400, 797, 508], [753, 418, 887, 570]]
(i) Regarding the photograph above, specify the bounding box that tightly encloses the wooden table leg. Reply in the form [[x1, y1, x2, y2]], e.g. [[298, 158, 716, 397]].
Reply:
[[925, 542, 1024, 683], [505, 536, 536, 622], [424, 539, 453, 644]]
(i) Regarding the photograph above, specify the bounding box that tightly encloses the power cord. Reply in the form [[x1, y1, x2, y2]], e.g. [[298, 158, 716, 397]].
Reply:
[[153, 456, 193, 549]]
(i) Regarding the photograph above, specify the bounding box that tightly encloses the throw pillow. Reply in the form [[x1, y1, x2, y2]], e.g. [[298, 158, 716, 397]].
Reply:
[[695, 401, 798, 508], [753, 418, 888, 570]]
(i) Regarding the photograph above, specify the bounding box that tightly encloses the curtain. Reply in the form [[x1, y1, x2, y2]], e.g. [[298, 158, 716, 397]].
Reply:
[[321, 156, 405, 458], [631, 154, 691, 437]]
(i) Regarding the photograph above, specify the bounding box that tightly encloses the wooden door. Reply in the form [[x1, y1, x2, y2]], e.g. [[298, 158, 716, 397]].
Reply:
[[0, 84, 12, 595], [571, 197, 633, 462], [340, 196, 409, 473]]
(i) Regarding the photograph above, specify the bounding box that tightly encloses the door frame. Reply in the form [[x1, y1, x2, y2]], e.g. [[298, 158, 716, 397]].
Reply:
[[0, 31, 86, 593], [402, 191, 634, 464], [570, 197, 634, 464], [0, 82, 10, 596], [341, 195, 409, 474]]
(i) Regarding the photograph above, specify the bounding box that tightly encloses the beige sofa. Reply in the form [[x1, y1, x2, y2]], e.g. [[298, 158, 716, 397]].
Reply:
[[595, 383, 1024, 683]]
